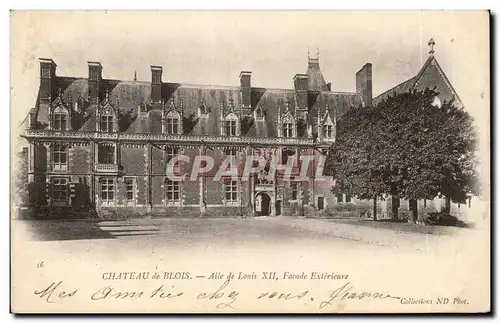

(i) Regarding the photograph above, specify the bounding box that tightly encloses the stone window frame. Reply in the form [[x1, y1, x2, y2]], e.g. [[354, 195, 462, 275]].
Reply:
[[99, 115, 114, 133], [165, 110, 181, 134], [51, 177, 69, 203], [224, 113, 239, 137], [282, 113, 296, 138], [165, 178, 181, 205], [97, 143, 117, 165], [99, 177, 116, 206], [223, 179, 240, 205], [123, 177, 136, 205], [53, 107, 69, 131], [51, 143, 68, 172], [254, 106, 265, 122]]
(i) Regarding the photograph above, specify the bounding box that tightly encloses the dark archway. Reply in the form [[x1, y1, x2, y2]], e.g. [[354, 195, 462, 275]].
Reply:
[[255, 192, 271, 216]]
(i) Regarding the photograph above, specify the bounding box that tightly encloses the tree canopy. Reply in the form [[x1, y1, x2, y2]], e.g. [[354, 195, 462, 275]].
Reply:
[[330, 88, 478, 222]]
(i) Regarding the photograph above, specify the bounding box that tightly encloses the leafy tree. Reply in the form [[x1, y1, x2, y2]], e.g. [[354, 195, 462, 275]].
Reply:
[[331, 105, 385, 220], [332, 88, 478, 223]]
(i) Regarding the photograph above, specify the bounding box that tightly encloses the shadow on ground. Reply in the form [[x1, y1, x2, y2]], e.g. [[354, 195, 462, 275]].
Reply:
[[20, 220, 161, 241]]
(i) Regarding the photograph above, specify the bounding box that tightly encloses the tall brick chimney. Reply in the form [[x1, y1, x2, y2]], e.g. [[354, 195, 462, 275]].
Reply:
[[88, 61, 103, 104], [356, 63, 372, 107], [39, 58, 57, 103], [239, 71, 252, 115], [151, 65, 163, 103], [293, 74, 309, 110]]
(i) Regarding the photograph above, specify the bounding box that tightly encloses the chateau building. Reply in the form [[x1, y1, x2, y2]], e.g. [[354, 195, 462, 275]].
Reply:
[[19, 52, 371, 217], [17, 40, 474, 220]]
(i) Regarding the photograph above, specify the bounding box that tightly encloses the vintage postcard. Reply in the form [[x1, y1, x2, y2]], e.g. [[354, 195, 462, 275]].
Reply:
[[10, 11, 490, 313]]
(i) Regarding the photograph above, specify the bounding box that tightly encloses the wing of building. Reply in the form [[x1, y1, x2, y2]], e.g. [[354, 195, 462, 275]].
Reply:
[[17, 53, 373, 218]]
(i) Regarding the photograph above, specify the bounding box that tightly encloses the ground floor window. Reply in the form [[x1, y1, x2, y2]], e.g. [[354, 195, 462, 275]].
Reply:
[[166, 179, 180, 202], [51, 177, 68, 201], [124, 177, 135, 202], [224, 179, 239, 202], [291, 182, 298, 201], [100, 178, 114, 203], [317, 196, 325, 210]]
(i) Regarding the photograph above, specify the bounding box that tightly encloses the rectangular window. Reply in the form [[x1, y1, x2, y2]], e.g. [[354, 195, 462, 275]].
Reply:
[[468, 197, 472, 208], [100, 178, 114, 202], [166, 180, 180, 202], [52, 144, 67, 170], [166, 118, 179, 134], [224, 147, 238, 157], [52, 177, 68, 201], [166, 146, 179, 163], [100, 115, 114, 132], [323, 125, 333, 138], [283, 123, 293, 138], [291, 182, 298, 200], [345, 194, 351, 203], [225, 120, 237, 136], [336, 193, 343, 203], [98, 144, 115, 164], [124, 178, 135, 202], [224, 180, 238, 202], [53, 113, 67, 131]]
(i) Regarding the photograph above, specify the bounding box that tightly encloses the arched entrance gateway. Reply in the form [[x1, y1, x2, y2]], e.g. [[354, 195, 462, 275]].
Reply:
[[254, 192, 272, 216]]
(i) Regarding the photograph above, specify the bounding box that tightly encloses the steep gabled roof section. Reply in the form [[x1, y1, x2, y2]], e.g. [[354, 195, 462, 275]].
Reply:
[[373, 55, 464, 109], [306, 54, 329, 92]]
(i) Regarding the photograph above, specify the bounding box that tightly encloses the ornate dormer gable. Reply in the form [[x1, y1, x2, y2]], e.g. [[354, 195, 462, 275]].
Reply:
[[162, 96, 184, 134], [138, 100, 153, 118], [321, 104, 335, 142], [73, 95, 87, 114], [254, 105, 265, 122], [281, 103, 296, 138], [49, 89, 72, 131], [220, 97, 240, 137], [96, 90, 118, 133], [198, 100, 210, 119]]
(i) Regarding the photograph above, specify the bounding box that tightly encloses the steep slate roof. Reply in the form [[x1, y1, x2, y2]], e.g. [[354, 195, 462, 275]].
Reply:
[[307, 57, 330, 92], [27, 60, 362, 136], [373, 55, 464, 109]]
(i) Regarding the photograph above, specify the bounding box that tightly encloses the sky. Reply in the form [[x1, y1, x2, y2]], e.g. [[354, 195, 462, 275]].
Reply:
[[10, 11, 489, 136]]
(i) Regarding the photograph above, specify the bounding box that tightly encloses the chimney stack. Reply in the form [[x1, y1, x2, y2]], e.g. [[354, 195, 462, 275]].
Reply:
[[88, 61, 103, 104], [293, 74, 309, 110], [151, 66, 163, 103], [239, 71, 252, 115], [39, 58, 57, 103], [356, 63, 372, 107]]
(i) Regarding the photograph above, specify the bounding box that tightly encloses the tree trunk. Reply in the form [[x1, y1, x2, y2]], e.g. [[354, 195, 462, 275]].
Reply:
[[391, 196, 399, 220], [372, 196, 377, 221], [409, 199, 418, 223], [442, 197, 451, 214]]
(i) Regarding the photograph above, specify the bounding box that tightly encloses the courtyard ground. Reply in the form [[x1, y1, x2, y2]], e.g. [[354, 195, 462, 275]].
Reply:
[[13, 215, 477, 252]]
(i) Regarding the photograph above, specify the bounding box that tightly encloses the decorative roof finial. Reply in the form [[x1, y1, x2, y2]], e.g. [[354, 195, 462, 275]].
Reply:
[[428, 38, 436, 56], [58, 88, 63, 98], [134, 70, 137, 81], [105, 89, 109, 100], [316, 47, 320, 60]]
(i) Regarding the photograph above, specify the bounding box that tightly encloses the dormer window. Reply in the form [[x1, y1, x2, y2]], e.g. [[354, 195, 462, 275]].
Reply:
[[53, 112, 67, 131], [323, 124, 333, 138], [283, 122, 293, 138], [198, 103, 210, 118], [282, 113, 295, 138], [100, 115, 114, 132], [254, 106, 264, 121], [165, 110, 181, 134], [224, 113, 239, 136]]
